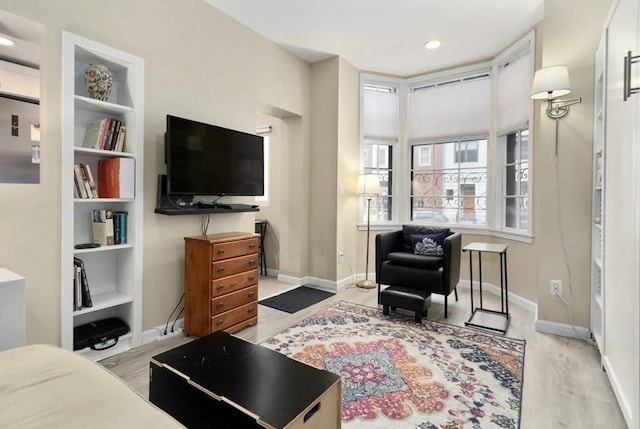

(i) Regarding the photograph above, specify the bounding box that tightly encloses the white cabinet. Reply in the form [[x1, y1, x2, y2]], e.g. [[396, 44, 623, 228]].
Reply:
[[590, 31, 606, 355], [598, 0, 640, 427], [60, 32, 144, 361], [0, 268, 25, 351]]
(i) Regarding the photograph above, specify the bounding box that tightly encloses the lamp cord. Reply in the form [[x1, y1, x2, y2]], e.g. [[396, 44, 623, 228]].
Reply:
[[554, 124, 596, 345]]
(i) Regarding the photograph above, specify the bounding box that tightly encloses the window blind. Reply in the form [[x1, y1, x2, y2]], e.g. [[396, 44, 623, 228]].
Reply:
[[408, 72, 490, 141], [497, 49, 532, 134], [363, 85, 399, 140]]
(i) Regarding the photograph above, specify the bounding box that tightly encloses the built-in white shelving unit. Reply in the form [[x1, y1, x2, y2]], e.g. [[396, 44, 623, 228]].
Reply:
[[61, 32, 144, 360], [590, 31, 606, 355]]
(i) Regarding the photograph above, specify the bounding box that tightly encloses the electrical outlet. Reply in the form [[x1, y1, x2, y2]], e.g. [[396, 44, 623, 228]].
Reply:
[[550, 279, 562, 297]]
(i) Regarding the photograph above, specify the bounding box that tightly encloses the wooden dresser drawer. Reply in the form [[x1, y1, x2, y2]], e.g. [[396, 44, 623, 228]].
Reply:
[[212, 254, 259, 279], [223, 316, 258, 334], [211, 285, 258, 315], [211, 270, 258, 297], [211, 238, 259, 261], [211, 301, 258, 332]]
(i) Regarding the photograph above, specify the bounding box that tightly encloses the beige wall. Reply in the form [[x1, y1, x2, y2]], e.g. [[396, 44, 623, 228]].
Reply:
[[535, 0, 611, 327], [309, 58, 339, 280], [0, 0, 311, 344], [307, 56, 360, 284], [336, 58, 361, 282]]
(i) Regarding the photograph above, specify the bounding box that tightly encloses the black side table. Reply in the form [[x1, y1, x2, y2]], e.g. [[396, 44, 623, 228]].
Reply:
[[254, 219, 268, 276], [463, 242, 510, 333]]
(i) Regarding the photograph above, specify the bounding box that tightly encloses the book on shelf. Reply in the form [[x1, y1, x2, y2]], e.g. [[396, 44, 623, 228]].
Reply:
[[73, 257, 93, 308], [92, 209, 115, 246], [97, 158, 135, 198], [82, 118, 126, 152], [74, 265, 82, 311], [113, 211, 128, 244], [73, 164, 98, 198]]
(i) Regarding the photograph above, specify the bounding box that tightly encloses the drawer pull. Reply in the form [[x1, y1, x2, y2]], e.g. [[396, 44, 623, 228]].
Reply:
[[216, 320, 224, 326], [248, 276, 256, 281], [216, 302, 224, 309], [248, 292, 255, 297], [249, 260, 256, 265], [249, 243, 257, 249], [217, 285, 225, 290], [248, 308, 255, 313], [217, 248, 225, 254], [217, 267, 225, 273]]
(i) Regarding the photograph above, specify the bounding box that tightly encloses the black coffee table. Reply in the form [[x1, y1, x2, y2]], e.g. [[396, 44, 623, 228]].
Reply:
[[149, 331, 341, 429]]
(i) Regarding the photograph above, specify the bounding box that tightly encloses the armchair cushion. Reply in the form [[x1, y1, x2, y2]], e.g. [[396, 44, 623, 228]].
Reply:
[[387, 252, 444, 270], [402, 225, 451, 251], [411, 233, 447, 256]]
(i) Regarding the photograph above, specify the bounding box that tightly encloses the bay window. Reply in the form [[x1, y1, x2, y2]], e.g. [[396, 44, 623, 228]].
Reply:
[[360, 32, 533, 237]]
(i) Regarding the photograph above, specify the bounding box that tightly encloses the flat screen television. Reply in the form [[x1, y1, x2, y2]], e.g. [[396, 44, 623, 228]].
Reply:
[[165, 115, 264, 196]]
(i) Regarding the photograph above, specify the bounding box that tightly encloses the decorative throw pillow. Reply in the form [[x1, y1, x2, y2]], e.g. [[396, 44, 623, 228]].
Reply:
[[411, 233, 447, 256]]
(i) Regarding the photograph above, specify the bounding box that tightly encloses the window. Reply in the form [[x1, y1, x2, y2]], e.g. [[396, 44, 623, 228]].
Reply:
[[255, 127, 270, 203], [361, 79, 399, 223], [503, 129, 529, 230], [417, 145, 431, 166], [454, 141, 479, 163], [410, 140, 487, 225], [363, 141, 393, 222]]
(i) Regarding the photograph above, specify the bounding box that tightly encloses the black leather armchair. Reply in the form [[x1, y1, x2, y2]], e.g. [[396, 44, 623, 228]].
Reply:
[[375, 226, 462, 318]]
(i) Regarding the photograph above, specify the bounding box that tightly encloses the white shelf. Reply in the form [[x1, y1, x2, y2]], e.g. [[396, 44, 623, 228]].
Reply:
[[74, 198, 134, 203], [73, 290, 133, 316], [74, 243, 133, 254], [74, 147, 135, 158], [75, 95, 133, 114], [61, 32, 144, 359]]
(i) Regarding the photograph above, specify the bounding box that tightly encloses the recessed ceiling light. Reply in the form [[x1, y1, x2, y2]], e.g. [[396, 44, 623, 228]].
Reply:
[[0, 37, 14, 46], [424, 40, 441, 50]]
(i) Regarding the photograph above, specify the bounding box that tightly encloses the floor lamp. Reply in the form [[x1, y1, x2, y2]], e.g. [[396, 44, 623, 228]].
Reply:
[[356, 174, 381, 289]]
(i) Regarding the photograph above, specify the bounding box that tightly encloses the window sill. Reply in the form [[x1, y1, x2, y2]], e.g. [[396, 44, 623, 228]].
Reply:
[[357, 223, 534, 243]]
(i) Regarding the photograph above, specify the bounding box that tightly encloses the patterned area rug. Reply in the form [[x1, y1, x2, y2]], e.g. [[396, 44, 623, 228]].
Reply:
[[261, 301, 525, 429]]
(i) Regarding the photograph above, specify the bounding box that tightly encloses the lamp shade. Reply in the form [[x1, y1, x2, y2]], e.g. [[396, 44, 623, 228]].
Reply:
[[530, 65, 572, 100], [356, 174, 381, 196]]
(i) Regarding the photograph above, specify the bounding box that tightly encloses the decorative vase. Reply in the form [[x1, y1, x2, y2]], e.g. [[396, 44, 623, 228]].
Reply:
[[84, 64, 113, 101]]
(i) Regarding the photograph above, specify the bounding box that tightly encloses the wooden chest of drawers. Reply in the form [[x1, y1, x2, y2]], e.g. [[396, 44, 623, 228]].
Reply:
[[184, 232, 260, 337]]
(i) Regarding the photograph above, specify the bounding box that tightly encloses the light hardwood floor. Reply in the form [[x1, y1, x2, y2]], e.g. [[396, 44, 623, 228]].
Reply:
[[101, 277, 626, 428]]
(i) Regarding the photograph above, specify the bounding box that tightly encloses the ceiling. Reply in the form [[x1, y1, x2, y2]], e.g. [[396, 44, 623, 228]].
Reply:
[[0, 9, 43, 67], [205, 0, 544, 77]]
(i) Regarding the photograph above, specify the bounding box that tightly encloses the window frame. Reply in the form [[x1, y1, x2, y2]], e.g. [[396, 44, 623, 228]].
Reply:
[[255, 128, 270, 204]]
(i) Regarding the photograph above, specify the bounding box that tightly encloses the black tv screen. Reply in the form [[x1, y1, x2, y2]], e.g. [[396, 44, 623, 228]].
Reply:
[[166, 115, 264, 196]]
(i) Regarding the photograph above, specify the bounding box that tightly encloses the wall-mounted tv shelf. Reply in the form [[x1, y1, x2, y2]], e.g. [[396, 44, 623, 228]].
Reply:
[[155, 206, 259, 215], [155, 175, 259, 215]]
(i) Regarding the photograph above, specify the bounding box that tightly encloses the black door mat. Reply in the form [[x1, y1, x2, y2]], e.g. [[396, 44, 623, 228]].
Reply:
[[259, 286, 334, 313]]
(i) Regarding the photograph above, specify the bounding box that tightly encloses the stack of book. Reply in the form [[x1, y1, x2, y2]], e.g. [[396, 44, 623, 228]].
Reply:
[[73, 257, 93, 311], [91, 209, 128, 246], [73, 164, 98, 199], [83, 117, 127, 152]]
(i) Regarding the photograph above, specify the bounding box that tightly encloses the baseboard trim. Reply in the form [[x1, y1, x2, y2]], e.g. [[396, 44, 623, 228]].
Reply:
[[602, 355, 633, 427], [456, 279, 537, 314], [141, 318, 184, 345], [533, 318, 591, 340], [274, 273, 355, 292]]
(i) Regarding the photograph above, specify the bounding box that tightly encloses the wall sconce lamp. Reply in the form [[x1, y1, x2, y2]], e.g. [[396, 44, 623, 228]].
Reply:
[[356, 174, 381, 289], [531, 65, 582, 155], [530, 65, 582, 119]]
